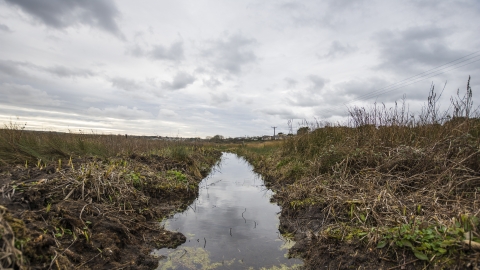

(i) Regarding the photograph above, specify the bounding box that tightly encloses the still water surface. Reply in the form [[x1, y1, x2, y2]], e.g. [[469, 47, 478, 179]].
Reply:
[[153, 153, 303, 269]]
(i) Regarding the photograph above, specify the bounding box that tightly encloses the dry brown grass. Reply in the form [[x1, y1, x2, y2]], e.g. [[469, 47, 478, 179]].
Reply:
[[231, 78, 480, 267], [0, 205, 26, 269], [0, 126, 221, 269]]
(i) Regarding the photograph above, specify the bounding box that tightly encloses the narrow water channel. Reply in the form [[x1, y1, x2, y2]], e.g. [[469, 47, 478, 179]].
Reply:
[[152, 153, 303, 269]]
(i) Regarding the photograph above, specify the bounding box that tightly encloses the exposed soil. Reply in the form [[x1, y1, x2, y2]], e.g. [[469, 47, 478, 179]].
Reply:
[[0, 151, 221, 269]]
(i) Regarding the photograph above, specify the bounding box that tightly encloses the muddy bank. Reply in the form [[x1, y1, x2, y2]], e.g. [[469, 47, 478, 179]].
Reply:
[[247, 160, 410, 269], [277, 205, 421, 269], [233, 144, 480, 270], [0, 150, 221, 269]]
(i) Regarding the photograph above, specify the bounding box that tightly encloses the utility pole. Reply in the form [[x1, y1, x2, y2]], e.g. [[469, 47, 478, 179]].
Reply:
[[271, 126, 277, 140]]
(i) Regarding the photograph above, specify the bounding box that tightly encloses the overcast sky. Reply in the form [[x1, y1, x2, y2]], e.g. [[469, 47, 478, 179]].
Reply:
[[1, 0, 479, 138]]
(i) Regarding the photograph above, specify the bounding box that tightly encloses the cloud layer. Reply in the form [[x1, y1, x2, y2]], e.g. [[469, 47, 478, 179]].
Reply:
[[5, 0, 123, 38], [0, 0, 479, 137]]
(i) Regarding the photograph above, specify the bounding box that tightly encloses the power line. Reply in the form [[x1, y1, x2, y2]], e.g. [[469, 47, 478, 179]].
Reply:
[[325, 58, 480, 117], [316, 51, 480, 117], [357, 58, 480, 100], [347, 52, 480, 103]]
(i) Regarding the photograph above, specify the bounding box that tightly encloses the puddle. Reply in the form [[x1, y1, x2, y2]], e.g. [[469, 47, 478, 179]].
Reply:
[[152, 152, 303, 269]]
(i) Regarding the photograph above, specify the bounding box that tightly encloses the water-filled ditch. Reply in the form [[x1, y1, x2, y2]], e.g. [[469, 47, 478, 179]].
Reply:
[[152, 152, 303, 269]]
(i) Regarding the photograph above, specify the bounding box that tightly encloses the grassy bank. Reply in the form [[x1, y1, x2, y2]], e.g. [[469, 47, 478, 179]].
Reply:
[[0, 127, 221, 269], [230, 80, 480, 269], [0, 122, 209, 165]]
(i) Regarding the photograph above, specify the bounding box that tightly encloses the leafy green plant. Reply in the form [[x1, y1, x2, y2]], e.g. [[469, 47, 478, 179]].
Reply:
[[166, 170, 187, 183], [83, 228, 90, 243], [129, 171, 144, 188], [54, 227, 64, 238], [14, 238, 30, 250], [377, 218, 479, 261]]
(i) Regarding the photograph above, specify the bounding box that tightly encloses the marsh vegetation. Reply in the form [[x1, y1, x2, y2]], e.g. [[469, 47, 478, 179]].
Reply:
[[229, 78, 480, 269]]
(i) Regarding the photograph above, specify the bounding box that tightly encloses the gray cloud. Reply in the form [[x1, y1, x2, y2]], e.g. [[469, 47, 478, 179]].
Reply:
[[408, 0, 450, 9], [0, 60, 24, 76], [110, 77, 141, 91], [150, 41, 184, 62], [334, 77, 391, 101], [159, 108, 179, 118], [286, 91, 322, 107], [375, 26, 466, 74], [4, 0, 123, 38], [307, 75, 327, 92], [210, 91, 231, 104], [322, 40, 357, 59], [82, 96, 103, 103], [44, 65, 96, 78], [161, 72, 195, 90], [314, 103, 350, 119], [126, 45, 144, 57], [284, 78, 297, 89], [340, 77, 447, 103], [0, 83, 62, 106], [284, 75, 329, 107], [260, 107, 304, 119], [277, 0, 364, 29], [203, 33, 258, 74], [86, 106, 152, 120], [0, 24, 12, 32], [412, 0, 480, 13], [327, 0, 366, 12], [203, 77, 222, 89], [277, 2, 317, 27], [279, 2, 306, 11], [0, 59, 96, 79], [127, 41, 185, 63]]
